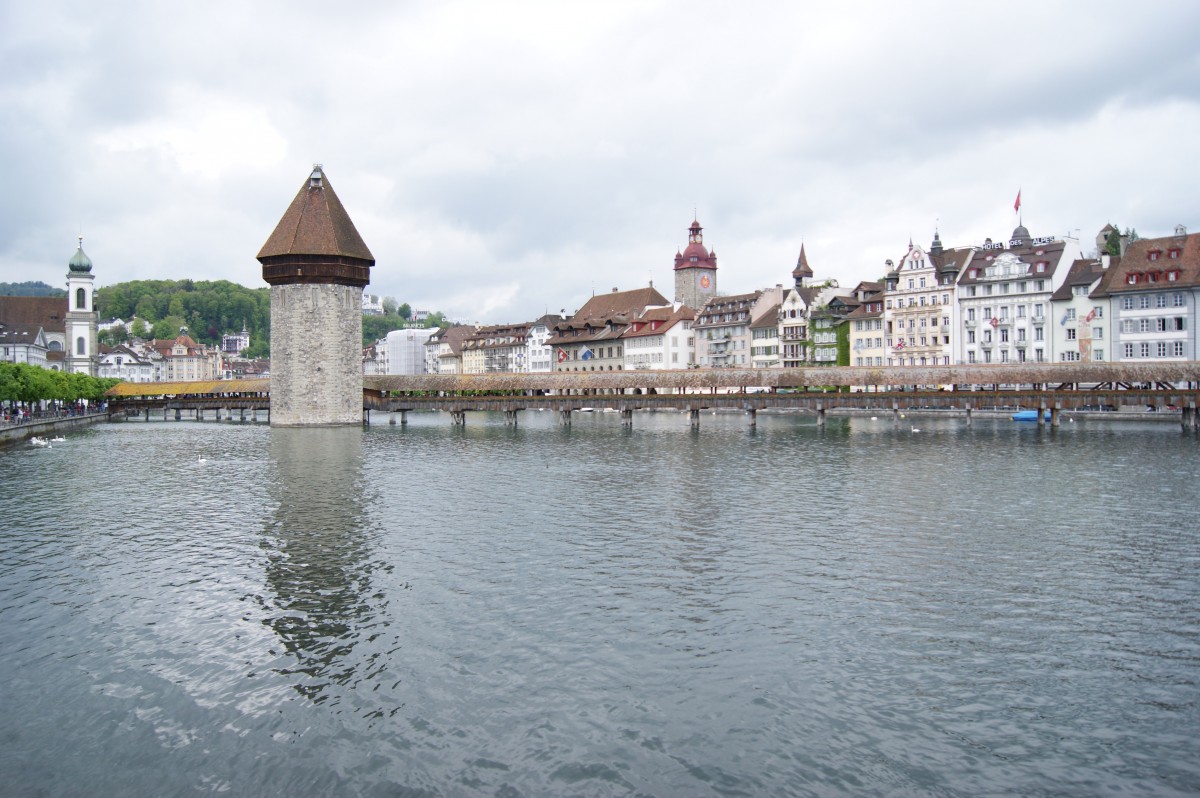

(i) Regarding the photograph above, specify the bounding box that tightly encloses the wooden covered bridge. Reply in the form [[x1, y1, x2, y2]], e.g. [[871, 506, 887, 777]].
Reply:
[[103, 363, 1200, 429]]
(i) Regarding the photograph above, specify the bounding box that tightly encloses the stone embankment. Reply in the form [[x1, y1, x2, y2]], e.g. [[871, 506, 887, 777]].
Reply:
[[0, 412, 108, 448]]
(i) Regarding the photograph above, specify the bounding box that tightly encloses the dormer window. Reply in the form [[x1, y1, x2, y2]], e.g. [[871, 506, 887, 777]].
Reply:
[[969, 268, 978, 278], [1168, 270, 1179, 281], [1169, 248, 1181, 259], [1149, 249, 1161, 261], [1035, 262, 1047, 272], [1127, 273, 1138, 285]]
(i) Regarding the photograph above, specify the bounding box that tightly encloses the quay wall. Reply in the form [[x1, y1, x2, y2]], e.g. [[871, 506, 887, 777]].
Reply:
[[0, 412, 107, 448]]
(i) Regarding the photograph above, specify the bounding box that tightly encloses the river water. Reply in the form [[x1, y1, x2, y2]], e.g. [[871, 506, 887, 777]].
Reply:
[[2, 411, 1198, 796]]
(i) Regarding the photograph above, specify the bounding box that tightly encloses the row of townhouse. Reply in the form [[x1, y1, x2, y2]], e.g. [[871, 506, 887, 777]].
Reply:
[[363, 218, 1196, 378], [842, 223, 1198, 368], [96, 331, 224, 382]]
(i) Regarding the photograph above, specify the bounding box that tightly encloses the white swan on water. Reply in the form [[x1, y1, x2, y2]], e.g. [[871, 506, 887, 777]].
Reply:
[[198, 455, 207, 464]]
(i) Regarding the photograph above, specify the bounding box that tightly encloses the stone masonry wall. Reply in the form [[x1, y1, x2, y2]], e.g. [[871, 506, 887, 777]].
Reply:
[[270, 283, 364, 426]]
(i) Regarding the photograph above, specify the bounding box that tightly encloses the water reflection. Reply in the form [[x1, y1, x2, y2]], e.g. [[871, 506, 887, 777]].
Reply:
[[260, 427, 383, 704]]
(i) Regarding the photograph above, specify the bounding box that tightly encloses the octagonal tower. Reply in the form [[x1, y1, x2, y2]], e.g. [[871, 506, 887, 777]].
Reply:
[[258, 165, 374, 426]]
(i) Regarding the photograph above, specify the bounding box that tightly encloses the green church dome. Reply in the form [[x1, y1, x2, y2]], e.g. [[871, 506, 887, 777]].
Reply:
[[68, 237, 93, 273]]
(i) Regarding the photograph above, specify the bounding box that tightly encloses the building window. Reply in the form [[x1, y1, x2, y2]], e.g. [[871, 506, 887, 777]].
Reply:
[[76, 288, 87, 310], [1066, 328, 1076, 340], [76, 336, 86, 355], [1173, 341, 1185, 357], [1124, 343, 1134, 358]]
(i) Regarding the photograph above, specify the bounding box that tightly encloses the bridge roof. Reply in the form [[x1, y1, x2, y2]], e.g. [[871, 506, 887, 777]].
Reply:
[[105, 378, 270, 397]]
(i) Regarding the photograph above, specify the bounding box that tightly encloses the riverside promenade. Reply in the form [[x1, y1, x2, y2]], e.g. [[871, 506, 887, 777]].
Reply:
[[0, 410, 109, 448]]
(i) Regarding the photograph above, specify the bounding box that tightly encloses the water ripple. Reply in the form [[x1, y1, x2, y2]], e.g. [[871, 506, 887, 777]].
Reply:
[[1, 414, 1197, 796]]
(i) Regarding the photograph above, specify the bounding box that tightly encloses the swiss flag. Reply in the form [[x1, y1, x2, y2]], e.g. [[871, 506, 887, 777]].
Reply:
[[1014, 189, 1022, 213], [557, 348, 567, 363]]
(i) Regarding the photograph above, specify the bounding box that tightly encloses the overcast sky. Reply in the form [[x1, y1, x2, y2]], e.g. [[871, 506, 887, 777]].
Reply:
[[3, 1, 1197, 324]]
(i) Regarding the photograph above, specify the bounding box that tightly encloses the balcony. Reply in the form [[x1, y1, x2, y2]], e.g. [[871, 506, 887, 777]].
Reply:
[[964, 319, 977, 329]]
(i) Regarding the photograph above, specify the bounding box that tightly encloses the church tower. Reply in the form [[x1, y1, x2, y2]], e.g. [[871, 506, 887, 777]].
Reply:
[[673, 219, 718, 310], [258, 165, 374, 426], [65, 237, 98, 376]]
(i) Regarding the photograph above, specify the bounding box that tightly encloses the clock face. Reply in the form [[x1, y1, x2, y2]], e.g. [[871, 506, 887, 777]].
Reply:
[[698, 273, 712, 292]]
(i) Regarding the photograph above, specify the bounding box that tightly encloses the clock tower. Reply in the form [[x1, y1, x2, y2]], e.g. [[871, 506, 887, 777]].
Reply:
[[673, 218, 718, 310]]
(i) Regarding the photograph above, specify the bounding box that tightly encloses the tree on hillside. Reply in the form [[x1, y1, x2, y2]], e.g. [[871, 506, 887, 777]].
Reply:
[[398, 303, 412, 320], [382, 296, 398, 316]]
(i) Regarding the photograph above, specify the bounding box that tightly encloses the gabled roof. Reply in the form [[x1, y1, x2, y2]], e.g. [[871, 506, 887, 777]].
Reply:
[[1092, 229, 1199, 297], [0, 296, 67, 332], [1050, 258, 1112, 301], [750, 303, 781, 329], [623, 305, 695, 339], [257, 166, 374, 262], [571, 286, 669, 322]]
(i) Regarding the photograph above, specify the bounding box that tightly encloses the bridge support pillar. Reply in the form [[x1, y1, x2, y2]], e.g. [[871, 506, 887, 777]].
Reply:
[[389, 411, 396, 426], [505, 410, 518, 427], [816, 403, 826, 428], [1037, 401, 1047, 427], [215, 408, 222, 421], [746, 407, 756, 428], [892, 403, 900, 426], [689, 408, 700, 428], [239, 409, 245, 423], [620, 408, 633, 427], [1050, 405, 1061, 428], [174, 408, 182, 422], [451, 411, 466, 426], [144, 408, 150, 422], [559, 410, 572, 427], [964, 405, 972, 426], [401, 410, 408, 426]]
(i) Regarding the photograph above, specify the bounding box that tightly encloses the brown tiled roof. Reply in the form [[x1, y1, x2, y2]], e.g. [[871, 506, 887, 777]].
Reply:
[[792, 243, 813, 278], [623, 306, 694, 339], [1050, 258, 1112, 301], [750, 303, 781, 329], [257, 167, 374, 262], [435, 324, 478, 356], [0, 296, 67, 332], [571, 286, 669, 322], [957, 241, 1069, 285], [1092, 230, 1199, 297]]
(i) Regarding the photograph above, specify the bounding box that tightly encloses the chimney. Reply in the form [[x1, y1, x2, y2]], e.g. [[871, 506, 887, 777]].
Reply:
[[1101, 254, 1111, 269]]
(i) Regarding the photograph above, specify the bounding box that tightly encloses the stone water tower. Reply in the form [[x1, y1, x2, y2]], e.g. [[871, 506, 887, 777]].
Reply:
[[258, 165, 374, 426]]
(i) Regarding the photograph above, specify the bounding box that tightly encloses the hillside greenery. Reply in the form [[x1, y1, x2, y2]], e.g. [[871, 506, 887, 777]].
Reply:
[[94, 279, 446, 356], [0, 281, 65, 297]]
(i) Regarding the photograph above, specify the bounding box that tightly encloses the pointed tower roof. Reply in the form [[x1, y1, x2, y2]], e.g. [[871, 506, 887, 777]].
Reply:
[[792, 243, 813, 278], [258, 165, 374, 287]]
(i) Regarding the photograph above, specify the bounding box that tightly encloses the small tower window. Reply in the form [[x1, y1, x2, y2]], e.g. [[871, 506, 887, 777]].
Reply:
[[76, 336, 86, 355], [76, 287, 87, 310]]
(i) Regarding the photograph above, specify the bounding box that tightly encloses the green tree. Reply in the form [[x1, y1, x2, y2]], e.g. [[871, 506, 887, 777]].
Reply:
[[398, 303, 412, 320], [151, 316, 187, 340], [1104, 227, 1122, 257], [382, 296, 398, 316], [130, 318, 149, 339]]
